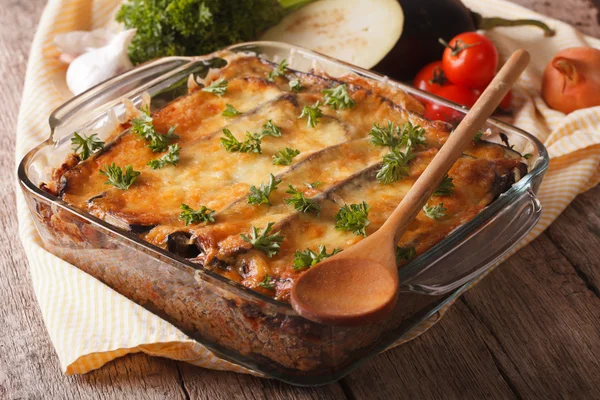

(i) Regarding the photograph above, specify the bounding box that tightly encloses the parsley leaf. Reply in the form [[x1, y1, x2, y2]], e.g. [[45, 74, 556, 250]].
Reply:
[[376, 147, 416, 185], [334, 201, 370, 237], [261, 120, 282, 138], [322, 84, 355, 110], [147, 144, 181, 170], [304, 181, 321, 189], [258, 274, 276, 290], [423, 203, 447, 220], [202, 78, 228, 97], [248, 174, 282, 205], [473, 130, 484, 142], [433, 175, 455, 196], [222, 104, 241, 117], [289, 79, 303, 92], [179, 203, 215, 226], [131, 108, 178, 153], [272, 147, 300, 166], [395, 246, 417, 263], [523, 153, 532, 159], [298, 101, 323, 128], [220, 129, 262, 154], [285, 185, 321, 214], [292, 245, 341, 271], [369, 121, 427, 149], [71, 132, 104, 161], [99, 163, 140, 190], [268, 59, 287, 81], [400, 121, 427, 148], [241, 222, 285, 257]]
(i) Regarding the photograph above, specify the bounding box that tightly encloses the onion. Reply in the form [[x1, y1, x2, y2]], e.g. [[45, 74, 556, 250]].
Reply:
[[541, 47, 600, 114]]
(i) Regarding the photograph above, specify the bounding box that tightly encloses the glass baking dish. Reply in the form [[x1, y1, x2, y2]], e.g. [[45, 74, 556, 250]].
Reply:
[[18, 41, 548, 386]]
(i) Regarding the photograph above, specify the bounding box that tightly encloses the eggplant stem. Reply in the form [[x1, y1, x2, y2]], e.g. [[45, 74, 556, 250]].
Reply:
[[279, 0, 318, 12], [478, 16, 556, 37]]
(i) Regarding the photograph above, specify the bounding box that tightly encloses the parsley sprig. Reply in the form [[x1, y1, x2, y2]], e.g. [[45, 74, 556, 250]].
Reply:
[[222, 104, 241, 117], [71, 132, 104, 161], [221, 129, 262, 154], [272, 148, 300, 166], [433, 175, 455, 196], [99, 163, 140, 190], [241, 222, 285, 258], [248, 174, 282, 205], [258, 274, 276, 290], [423, 203, 447, 220], [377, 147, 416, 185], [334, 202, 370, 237], [261, 120, 282, 138], [289, 79, 303, 93], [292, 245, 341, 271], [131, 107, 178, 153], [268, 59, 287, 81], [285, 185, 321, 214], [147, 144, 181, 170], [179, 204, 216, 225], [202, 78, 228, 97], [298, 101, 323, 128], [395, 246, 417, 263], [322, 84, 355, 110], [369, 121, 426, 149]]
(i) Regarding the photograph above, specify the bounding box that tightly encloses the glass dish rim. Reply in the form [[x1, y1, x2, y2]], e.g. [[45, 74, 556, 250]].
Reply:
[[17, 40, 550, 315]]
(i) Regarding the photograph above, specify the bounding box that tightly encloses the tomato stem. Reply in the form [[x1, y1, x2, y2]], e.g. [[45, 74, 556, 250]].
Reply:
[[438, 38, 481, 57], [428, 66, 448, 86], [475, 14, 556, 37]]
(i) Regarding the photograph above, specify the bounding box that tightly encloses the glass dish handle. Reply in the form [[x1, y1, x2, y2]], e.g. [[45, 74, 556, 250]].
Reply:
[[400, 185, 542, 295]]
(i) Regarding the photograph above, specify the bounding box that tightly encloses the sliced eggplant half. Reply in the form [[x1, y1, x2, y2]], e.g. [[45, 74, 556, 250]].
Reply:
[[260, 0, 404, 70]]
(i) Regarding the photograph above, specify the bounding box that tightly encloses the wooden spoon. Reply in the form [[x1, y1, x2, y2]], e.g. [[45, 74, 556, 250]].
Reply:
[[291, 49, 531, 326]]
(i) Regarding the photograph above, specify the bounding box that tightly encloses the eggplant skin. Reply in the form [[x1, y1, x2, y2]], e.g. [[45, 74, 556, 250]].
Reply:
[[373, 0, 476, 81]]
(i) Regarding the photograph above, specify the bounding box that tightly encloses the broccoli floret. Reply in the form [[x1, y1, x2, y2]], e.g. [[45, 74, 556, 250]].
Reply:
[[117, 0, 315, 65]]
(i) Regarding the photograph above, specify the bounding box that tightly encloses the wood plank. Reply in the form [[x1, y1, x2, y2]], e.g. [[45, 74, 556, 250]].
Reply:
[[512, 0, 600, 37]]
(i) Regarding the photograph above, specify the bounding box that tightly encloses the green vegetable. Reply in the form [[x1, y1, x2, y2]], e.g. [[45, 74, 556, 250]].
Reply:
[[147, 144, 181, 169], [523, 153, 533, 159], [272, 147, 300, 166], [222, 104, 241, 117], [423, 203, 447, 220], [293, 245, 341, 271], [131, 107, 178, 152], [248, 174, 282, 205], [334, 201, 370, 237], [202, 78, 228, 97], [220, 129, 262, 154], [322, 84, 355, 110], [369, 121, 426, 149], [179, 203, 216, 225], [241, 222, 285, 257], [298, 101, 323, 128], [285, 185, 321, 214], [268, 59, 288, 81], [116, 0, 317, 65], [99, 163, 140, 190], [377, 147, 415, 185], [473, 130, 484, 142], [261, 120, 282, 138], [433, 175, 455, 196], [395, 246, 417, 263], [304, 181, 320, 189], [71, 132, 104, 161], [258, 274, 276, 290], [289, 79, 303, 92]]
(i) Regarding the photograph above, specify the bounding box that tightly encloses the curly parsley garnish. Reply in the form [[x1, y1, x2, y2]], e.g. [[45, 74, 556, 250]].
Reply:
[[71, 132, 104, 161], [272, 148, 300, 166], [292, 245, 341, 271], [248, 174, 282, 205], [395, 246, 417, 263], [334, 201, 370, 237], [285, 185, 321, 214], [298, 101, 323, 128], [261, 120, 282, 138], [423, 203, 447, 220], [241, 222, 284, 258], [289, 79, 303, 93], [202, 78, 228, 97], [131, 108, 178, 153], [322, 84, 355, 110], [268, 59, 287, 81], [369, 121, 426, 149], [258, 274, 276, 290], [147, 144, 181, 170], [433, 175, 455, 196], [220, 129, 262, 154], [473, 130, 484, 142], [377, 147, 415, 185], [222, 104, 241, 117], [304, 181, 321, 189], [99, 163, 140, 190], [179, 203, 215, 225]]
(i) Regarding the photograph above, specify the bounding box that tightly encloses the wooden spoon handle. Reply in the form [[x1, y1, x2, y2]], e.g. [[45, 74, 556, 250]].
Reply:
[[383, 49, 530, 243]]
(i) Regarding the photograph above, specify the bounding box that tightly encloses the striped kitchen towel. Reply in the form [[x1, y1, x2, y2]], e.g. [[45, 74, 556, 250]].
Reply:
[[15, 0, 600, 375]]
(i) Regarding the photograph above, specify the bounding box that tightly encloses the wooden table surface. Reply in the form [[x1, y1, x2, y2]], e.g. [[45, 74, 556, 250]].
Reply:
[[2, 1, 599, 398]]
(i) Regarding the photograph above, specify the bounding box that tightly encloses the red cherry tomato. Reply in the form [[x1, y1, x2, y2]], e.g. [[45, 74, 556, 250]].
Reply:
[[413, 61, 449, 93], [423, 85, 478, 122], [441, 32, 499, 89]]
